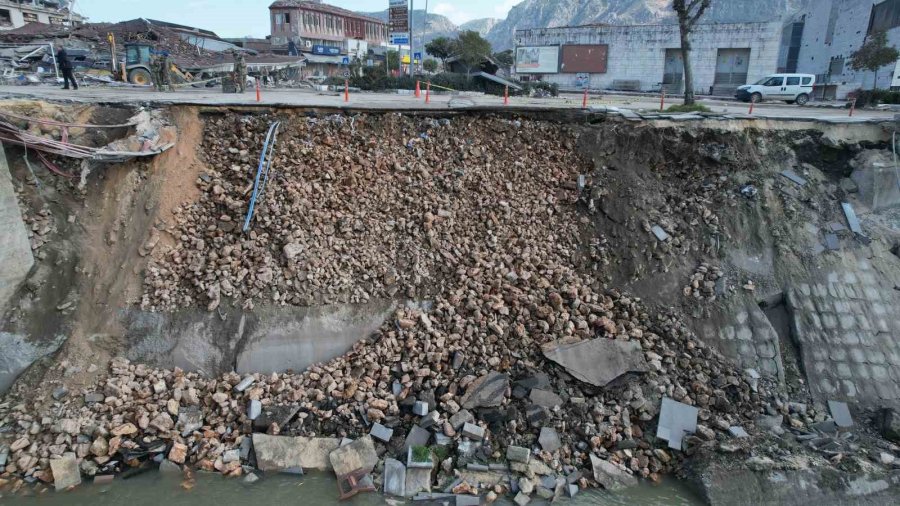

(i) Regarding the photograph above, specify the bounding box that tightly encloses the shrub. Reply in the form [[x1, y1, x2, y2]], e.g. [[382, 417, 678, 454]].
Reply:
[[522, 80, 559, 97], [852, 89, 900, 106]]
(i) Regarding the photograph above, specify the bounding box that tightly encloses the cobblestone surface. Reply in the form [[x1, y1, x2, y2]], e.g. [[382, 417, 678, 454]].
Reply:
[[787, 260, 900, 406], [710, 301, 785, 381]]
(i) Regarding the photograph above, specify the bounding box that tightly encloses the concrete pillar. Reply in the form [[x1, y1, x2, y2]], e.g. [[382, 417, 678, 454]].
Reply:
[[0, 143, 34, 310]]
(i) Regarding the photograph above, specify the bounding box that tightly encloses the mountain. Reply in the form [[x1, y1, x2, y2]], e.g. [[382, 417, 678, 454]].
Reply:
[[485, 0, 811, 50], [360, 9, 458, 45], [459, 18, 500, 37]]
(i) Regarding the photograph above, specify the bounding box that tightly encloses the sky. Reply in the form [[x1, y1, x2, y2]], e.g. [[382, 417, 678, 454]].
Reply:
[[77, 0, 520, 39]]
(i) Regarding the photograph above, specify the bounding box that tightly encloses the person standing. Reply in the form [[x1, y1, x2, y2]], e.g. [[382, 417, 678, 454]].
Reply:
[[56, 46, 77, 90], [162, 53, 174, 92], [150, 52, 163, 91], [233, 51, 247, 93]]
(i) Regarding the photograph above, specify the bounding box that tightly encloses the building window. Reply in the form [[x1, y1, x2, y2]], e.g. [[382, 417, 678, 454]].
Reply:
[[23, 12, 38, 23], [829, 57, 845, 78], [870, 0, 900, 34]]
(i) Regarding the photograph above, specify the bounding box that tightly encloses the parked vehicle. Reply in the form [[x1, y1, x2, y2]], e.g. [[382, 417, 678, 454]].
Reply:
[[735, 74, 815, 105]]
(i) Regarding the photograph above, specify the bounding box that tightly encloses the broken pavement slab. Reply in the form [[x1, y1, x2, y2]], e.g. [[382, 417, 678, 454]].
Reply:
[[460, 371, 509, 409], [383, 457, 406, 497], [651, 225, 670, 241], [590, 454, 638, 491], [329, 436, 378, 476], [251, 434, 340, 471], [828, 400, 853, 428], [656, 397, 699, 450], [49, 452, 81, 491], [780, 169, 808, 187], [541, 338, 648, 387]]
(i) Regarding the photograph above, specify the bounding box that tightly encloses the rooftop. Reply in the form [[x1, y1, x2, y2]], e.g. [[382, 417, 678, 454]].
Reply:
[[268, 1, 386, 25]]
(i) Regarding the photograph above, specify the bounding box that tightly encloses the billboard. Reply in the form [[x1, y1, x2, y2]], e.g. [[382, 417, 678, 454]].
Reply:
[[312, 45, 341, 56], [389, 0, 409, 45], [515, 46, 559, 74], [560, 45, 608, 73]]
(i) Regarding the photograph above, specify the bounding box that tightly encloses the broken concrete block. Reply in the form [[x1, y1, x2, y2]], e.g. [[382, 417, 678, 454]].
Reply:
[[780, 170, 807, 186], [455, 494, 481, 506], [251, 434, 340, 471], [538, 427, 561, 452], [728, 426, 749, 438], [590, 454, 638, 491], [513, 491, 531, 505], [542, 338, 648, 387], [506, 445, 530, 463], [234, 376, 255, 392], [828, 400, 853, 428], [656, 397, 699, 450], [369, 423, 393, 443], [460, 371, 508, 409], [529, 389, 563, 408], [879, 407, 900, 444], [419, 410, 440, 429], [413, 401, 429, 416], [405, 467, 432, 497], [404, 425, 431, 451], [449, 409, 474, 430], [329, 436, 377, 476], [247, 399, 262, 420], [50, 453, 81, 491], [383, 457, 406, 497], [461, 422, 485, 441], [651, 225, 670, 241]]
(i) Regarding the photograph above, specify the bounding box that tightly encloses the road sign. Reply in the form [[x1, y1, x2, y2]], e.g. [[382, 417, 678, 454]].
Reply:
[[389, 0, 409, 46], [342, 56, 350, 65], [390, 34, 409, 45], [414, 52, 422, 61]]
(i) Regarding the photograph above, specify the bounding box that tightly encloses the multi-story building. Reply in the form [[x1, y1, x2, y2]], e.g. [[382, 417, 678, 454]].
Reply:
[[0, 0, 84, 31], [514, 22, 783, 96], [269, 0, 388, 77], [782, 0, 900, 95]]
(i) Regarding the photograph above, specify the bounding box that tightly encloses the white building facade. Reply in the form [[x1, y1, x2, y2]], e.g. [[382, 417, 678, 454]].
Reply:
[[514, 22, 784, 96], [787, 0, 900, 94], [0, 0, 83, 30]]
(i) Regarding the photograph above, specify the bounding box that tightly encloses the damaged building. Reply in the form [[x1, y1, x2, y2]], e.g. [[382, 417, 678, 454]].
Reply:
[[0, 0, 83, 31]]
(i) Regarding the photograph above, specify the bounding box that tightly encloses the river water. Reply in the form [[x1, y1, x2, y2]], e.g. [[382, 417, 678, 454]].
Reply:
[[2, 470, 703, 505]]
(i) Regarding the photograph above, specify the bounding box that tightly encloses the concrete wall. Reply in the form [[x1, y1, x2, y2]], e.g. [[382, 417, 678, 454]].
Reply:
[[794, 0, 900, 92], [0, 143, 34, 311], [514, 22, 784, 93]]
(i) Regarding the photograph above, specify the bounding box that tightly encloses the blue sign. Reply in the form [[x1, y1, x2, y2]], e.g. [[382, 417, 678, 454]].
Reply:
[[342, 56, 350, 65], [311, 45, 341, 56], [413, 52, 422, 61], [390, 34, 409, 45]]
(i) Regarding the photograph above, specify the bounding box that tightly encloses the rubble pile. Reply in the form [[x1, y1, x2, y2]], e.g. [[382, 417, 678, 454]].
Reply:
[[683, 262, 726, 302]]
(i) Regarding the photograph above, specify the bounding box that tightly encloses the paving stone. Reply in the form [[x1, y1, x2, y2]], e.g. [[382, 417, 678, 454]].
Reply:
[[369, 423, 393, 443], [404, 426, 431, 451], [506, 445, 531, 463], [461, 423, 485, 441], [383, 458, 406, 497], [656, 398, 698, 450], [449, 409, 473, 430], [413, 401, 429, 416]]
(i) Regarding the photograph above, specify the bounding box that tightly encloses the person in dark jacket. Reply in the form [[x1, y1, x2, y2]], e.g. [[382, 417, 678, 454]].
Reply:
[[56, 47, 77, 90]]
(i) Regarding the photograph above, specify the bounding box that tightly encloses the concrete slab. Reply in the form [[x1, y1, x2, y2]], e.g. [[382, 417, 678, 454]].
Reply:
[[541, 338, 648, 387], [657, 397, 699, 450], [329, 436, 377, 476], [251, 434, 340, 471], [0, 143, 34, 311], [828, 400, 853, 428], [383, 458, 406, 497]]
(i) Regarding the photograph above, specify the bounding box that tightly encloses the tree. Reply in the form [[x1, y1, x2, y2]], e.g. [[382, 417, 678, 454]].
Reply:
[[456, 30, 492, 76], [423, 58, 438, 73], [672, 0, 711, 105], [386, 50, 400, 75], [849, 31, 900, 90], [493, 49, 514, 71], [425, 37, 457, 69]]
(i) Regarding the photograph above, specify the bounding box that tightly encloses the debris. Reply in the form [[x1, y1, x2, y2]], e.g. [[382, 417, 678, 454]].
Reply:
[[542, 338, 648, 387], [780, 170, 808, 186], [538, 427, 562, 452], [590, 454, 638, 491], [651, 225, 670, 241], [49, 453, 81, 491], [404, 426, 432, 451], [739, 184, 758, 199], [329, 436, 378, 476], [251, 434, 340, 471], [729, 426, 750, 438], [506, 445, 531, 463], [413, 401, 429, 416], [234, 376, 255, 392], [247, 399, 262, 420], [460, 371, 508, 409], [828, 400, 853, 428], [824, 233, 840, 251], [449, 410, 474, 430], [383, 458, 406, 496], [841, 202, 864, 236], [369, 423, 393, 443], [461, 423, 485, 441], [529, 389, 563, 408], [656, 397, 699, 450], [879, 408, 900, 444], [406, 467, 432, 496]]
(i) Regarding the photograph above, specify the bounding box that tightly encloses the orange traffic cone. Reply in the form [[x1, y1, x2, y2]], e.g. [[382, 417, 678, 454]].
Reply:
[[504, 85, 509, 105], [256, 78, 261, 102], [344, 80, 349, 103], [425, 82, 431, 104], [415, 80, 421, 99]]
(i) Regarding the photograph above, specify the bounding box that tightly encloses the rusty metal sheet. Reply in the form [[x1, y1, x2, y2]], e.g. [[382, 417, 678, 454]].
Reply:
[[560, 45, 608, 74]]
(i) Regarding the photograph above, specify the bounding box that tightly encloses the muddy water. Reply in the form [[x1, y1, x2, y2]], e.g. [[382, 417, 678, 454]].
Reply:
[[3, 471, 703, 505]]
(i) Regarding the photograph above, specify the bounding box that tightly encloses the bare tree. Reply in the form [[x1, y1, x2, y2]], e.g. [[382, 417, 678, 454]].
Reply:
[[673, 0, 711, 105]]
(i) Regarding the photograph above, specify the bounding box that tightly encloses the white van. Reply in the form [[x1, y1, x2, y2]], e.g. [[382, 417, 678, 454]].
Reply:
[[735, 74, 815, 105]]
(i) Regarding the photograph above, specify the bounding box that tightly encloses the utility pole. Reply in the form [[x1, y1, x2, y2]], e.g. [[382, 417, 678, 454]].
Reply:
[[408, 0, 414, 76], [422, 0, 428, 69]]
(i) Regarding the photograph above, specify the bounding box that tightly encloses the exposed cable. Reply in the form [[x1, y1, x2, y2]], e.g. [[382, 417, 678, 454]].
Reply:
[[242, 121, 281, 232]]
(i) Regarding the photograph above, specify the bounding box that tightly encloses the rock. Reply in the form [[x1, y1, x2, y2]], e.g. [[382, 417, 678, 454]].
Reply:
[[460, 371, 509, 410], [159, 459, 182, 474], [234, 376, 255, 392], [529, 389, 563, 408], [590, 454, 638, 491], [461, 423, 485, 441], [507, 445, 531, 463], [657, 397, 699, 450], [223, 449, 240, 463], [383, 458, 407, 497], [253, 404, 301, 433], [413, 401, 429, 416], [879, 408, 900, 444], [729, 426, 750, 438], [168, 442, 187, 464], [10, 437, 30, 451], [513, 491, 531, 505], [90, 437, 108, 457], [166, 398, 179, 416], [369, 423, 393, 443], [252, 434, 340, 471], [244, 472, 259, 484], [329, 436, 378, 476], [519, 477, 535, 494], [111, 423, 138, 436], [84, 393, 104, 404], [49, 453, 81, 491], [541, 338, 648, 387], [449, 409, 474, 430], [828, 400, 853, 428], [406, 467, 432, 497], [538, 427, 561, 452], [177, 406, 204, 436], [52, 387, 69, 400], [879, 452, 896, 465], [420, 410, 441, 429]]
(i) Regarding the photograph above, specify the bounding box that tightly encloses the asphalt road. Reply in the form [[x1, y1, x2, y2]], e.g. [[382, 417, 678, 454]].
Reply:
[[0, 84, 893, 122]]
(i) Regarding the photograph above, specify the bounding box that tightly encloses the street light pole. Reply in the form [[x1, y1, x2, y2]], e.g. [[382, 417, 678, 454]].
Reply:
[[408, 0, 414, 76]]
